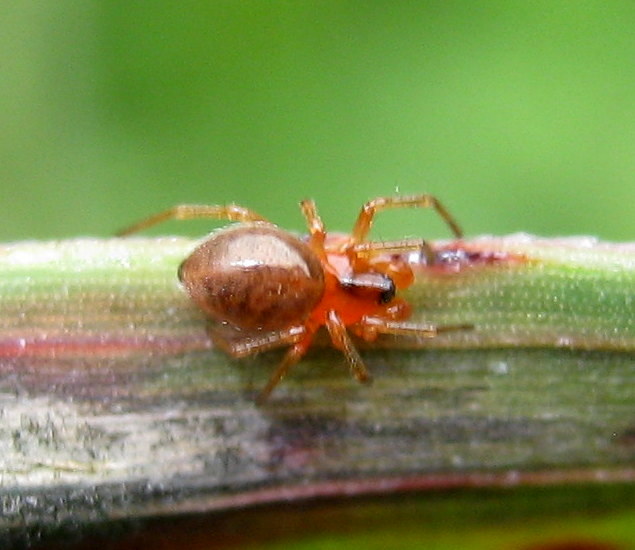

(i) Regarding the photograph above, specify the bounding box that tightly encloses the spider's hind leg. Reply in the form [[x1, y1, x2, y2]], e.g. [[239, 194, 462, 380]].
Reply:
[[117, 204, 268, 236]]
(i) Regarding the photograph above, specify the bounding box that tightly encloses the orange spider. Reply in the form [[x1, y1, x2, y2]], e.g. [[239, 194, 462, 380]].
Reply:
[[118, 195, 470, 401]]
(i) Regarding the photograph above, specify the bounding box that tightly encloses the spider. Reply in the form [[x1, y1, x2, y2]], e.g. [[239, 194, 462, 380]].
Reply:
[[118, 195, 471, 401]]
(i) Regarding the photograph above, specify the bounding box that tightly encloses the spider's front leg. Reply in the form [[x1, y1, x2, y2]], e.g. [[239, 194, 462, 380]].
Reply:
[[354, 301, 473, 343], [350, 194, 464, 245], [343, 194, 464, 271]]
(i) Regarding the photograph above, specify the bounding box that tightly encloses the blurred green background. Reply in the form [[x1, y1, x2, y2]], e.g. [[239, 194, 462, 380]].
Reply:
[[2, 1, 634, 242]]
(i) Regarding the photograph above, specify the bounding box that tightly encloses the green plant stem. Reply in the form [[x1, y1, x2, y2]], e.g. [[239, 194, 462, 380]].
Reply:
[[0, 234, 633, 542]]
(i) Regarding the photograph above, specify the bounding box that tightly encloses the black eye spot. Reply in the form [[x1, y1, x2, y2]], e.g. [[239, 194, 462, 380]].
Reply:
[[340, 272, 395, 305], [379, 277, 396, 304]]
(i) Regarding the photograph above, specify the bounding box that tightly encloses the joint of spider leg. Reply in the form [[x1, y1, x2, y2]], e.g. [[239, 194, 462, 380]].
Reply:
[[354, 319, 379, 343]]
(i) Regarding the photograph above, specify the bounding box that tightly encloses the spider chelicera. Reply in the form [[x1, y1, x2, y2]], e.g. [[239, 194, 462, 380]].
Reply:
[[118, 195, 471, 401]]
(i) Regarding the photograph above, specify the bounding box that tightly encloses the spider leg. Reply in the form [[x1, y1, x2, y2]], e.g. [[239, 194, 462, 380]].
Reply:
[[358, 316, 473, 342], [350, 194, 463, 245], [117, 204, 269, 236], [325, 310, 371, 384], [210, 325, 306, 358], [351, 238, 436, 265], [299, 199, 327, 261], [257, 334, 314, 404]]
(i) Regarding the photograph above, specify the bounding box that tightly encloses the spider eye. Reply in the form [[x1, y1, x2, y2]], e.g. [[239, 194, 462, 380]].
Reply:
[[379, 278, 396, 304], [341, 272, 396, 305]]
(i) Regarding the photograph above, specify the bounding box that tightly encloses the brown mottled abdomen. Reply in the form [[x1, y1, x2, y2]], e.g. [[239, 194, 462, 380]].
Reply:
[[178, 223, 325, 331]]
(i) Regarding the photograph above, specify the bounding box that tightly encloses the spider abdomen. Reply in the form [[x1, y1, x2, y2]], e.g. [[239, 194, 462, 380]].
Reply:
[[178, 223, 325, 331]]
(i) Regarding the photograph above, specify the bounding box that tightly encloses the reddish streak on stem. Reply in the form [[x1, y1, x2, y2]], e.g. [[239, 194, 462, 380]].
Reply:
[[423, 243, 529, 275], [152, 467, 635, 516], [0, 335, 212, 358]]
